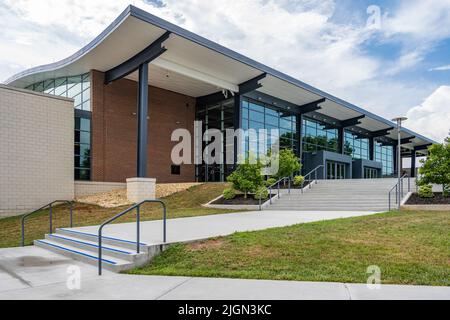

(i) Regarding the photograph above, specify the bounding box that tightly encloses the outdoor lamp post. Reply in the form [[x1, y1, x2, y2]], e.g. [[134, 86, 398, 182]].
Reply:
[[392, 116, 408, 210]]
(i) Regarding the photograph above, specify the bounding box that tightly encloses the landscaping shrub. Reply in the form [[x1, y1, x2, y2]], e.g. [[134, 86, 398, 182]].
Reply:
[[222, 188, 236, 200], [418, 137, 450, 197], [254, 186, 269, 200], [227, 157, 264, 198], [265, 178, 277, 187], [293, 175, 305, 186], [276, 149, 302, 179], [418, 185, 434, 198]]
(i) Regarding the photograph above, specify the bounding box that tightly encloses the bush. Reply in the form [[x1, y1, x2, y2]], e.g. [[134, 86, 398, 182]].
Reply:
[[293, 175, 305, 186], [254, 186, 269, 200], [276, 149, 302, 179], [227, 157, 264, 198], [223, 188, 236, 200], [418, 138, 450, 197], [418, 185, 434, 198], [265, 178, 277, 187]]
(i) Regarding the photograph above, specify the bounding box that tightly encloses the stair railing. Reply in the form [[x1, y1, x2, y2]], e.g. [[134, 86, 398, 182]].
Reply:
[[388, 174, 410, 211], [98, 199, 167, 276], [301, 165, 325, 194], [21, 200, 73, 247], [268, 177, 291, 205]]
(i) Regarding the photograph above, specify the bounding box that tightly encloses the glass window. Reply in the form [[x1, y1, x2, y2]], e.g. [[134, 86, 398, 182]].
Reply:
[[375, 142, 394, 176], [344, 130, 370, 160], [26, 73, 91, 180], [302, 117, 339, 153]]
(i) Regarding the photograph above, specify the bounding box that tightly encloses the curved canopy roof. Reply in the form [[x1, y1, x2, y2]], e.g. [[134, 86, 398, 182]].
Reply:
[[5, 5, 436, 151]]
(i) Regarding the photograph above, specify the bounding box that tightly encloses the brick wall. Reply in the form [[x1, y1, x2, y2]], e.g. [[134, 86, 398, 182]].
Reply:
[[91, 70, 196, 183], [0, 85, 74, 217]]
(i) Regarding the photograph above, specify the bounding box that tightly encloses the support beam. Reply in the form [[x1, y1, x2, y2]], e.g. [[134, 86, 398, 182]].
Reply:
[[401, 136, 415, 145], [137, 63, 149, 177], [323, 115, 365, 130], [105, 31, 170, 84], [370, 127, 394, 138], [341, 115, 365, 128], [197, 91, 229, 106], [296, 98, 325, 114], [239, 73, 266, 95], [410, 149, 416, 178], [369, 137, 374, 161], [414, 143, 432, 151]]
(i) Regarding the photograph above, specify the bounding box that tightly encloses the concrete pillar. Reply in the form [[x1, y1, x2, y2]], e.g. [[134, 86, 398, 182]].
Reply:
[[127, 178, 156, 203]]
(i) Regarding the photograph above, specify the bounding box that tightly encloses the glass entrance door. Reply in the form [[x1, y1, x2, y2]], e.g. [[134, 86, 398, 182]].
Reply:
[[326, 161, 346, 180], [364, 167, 378, 179]]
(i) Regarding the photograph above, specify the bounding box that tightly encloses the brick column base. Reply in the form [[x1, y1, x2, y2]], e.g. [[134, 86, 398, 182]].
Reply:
[[126, 178, 156, 203]]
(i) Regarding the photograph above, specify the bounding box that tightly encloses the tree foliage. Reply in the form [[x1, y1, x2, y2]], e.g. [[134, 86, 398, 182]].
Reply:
[[418, 137, 450, 197], [275, 149, 302, 179], [227, 156, 264, 198]]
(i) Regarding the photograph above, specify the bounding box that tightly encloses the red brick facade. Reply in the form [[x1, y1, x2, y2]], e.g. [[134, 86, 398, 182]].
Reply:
[[91, 70, 196, 183]]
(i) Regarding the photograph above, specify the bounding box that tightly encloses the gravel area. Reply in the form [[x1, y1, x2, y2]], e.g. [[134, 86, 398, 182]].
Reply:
[[76, 183, 202, 207]]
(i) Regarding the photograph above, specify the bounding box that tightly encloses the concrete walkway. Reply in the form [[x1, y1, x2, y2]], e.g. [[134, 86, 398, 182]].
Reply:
[[0, 246, 449, 300], [66, 210, 380, 245]]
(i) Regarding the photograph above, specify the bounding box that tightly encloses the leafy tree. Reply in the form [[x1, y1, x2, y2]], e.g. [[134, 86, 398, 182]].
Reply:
[[275, 149, 301, 179], [227, 155, 264, 198], [418, 138, 450, 197]]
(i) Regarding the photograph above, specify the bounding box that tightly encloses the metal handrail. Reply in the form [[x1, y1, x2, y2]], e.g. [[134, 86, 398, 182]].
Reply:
[[98, 199, 167, 275], [388, 174, 410, 211], [21, 200, 73, 247], [301, 165, 325, 193], [268, 176, 291, 204]]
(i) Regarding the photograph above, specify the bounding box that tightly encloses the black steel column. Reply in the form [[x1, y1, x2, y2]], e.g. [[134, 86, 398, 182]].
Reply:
[[338, 127, 345, 154], [369, 137, 374, 161], [233, 94, 242, 166], [297, 114, 303, 165], [137, 63, 149, 177], [411, 149, 416, 178]]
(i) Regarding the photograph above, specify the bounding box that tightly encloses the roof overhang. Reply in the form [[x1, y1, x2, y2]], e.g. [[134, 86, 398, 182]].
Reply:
[[4, 5, 438, 148]]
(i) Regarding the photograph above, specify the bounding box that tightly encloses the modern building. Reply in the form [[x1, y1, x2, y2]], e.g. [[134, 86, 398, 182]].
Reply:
[[3, 5, 436, 199]]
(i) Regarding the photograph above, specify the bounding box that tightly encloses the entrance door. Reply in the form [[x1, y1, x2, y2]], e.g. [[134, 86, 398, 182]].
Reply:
[[326, 161, 346, 180], [364, 167, 378, 179]]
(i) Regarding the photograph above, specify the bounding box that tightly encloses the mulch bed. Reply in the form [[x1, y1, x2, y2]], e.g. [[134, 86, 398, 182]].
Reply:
[[212, 194, 275, 205], [406, 193, 450, 205]]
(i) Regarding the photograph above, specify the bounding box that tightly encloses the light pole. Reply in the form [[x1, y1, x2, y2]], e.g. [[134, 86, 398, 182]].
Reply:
[[392, 116, 408, 209]]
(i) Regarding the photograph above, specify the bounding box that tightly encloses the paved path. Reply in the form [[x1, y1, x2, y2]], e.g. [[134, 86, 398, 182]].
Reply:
[[0, 246, 449, 300], [67, 210, 380, 245]]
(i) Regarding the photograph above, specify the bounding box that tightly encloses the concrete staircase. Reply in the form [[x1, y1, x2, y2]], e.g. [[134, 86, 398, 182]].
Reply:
[[268, 179, 399, 211], [34, 228, 166, 272]]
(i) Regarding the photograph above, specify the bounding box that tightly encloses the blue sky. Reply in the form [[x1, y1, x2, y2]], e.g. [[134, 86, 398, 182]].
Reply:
[[0, 0, 449, 141]]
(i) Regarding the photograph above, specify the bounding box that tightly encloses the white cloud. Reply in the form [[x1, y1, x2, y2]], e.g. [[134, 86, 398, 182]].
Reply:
[[0, 0, 448, 136], [406, 86, 450, 143], [429, 65, 450, 72]]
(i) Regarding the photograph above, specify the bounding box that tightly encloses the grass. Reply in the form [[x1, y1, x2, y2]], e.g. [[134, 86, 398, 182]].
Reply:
[[129, 211, 450, 286], [0, 183, 235, 248]]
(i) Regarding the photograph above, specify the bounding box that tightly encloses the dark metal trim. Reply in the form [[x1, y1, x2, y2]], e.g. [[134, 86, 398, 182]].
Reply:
[[341, 115, 365, 128], [370, 127, 394, 138], [239, 73, 267, 95], [137, 63, 149, 177], [401, 136, 416, 145], [197, 91, 228, 106], [104, 31, 170, 84], [414, 143, 432, 151], [74, 109, 92, 119], [297, 98, 325, 114]]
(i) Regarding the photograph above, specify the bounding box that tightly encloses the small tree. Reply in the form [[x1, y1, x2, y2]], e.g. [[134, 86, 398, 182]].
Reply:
[[227, 156, 264, 198], [275, 149, 301, 179], [418, 137, 450, 197]]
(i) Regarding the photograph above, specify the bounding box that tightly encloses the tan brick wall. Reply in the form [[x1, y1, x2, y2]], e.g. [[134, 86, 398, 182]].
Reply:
[[0, 85, 74, 217], [91, 70, 196, 183]]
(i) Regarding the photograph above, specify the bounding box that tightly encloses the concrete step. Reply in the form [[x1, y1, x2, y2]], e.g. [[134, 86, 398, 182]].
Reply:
[[44, 233, 146, 263], [34, 239, 134, 273], [56, 228, 148, 251]]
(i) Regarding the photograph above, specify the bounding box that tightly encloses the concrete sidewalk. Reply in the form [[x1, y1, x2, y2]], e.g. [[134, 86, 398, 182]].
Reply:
[[66, 210, 380, 245], [0, 246, 449, 300]]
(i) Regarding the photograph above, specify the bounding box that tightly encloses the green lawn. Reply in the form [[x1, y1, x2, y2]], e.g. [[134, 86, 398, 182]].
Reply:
[[0, 183, 235, 248], [129, 211, 450, 286]]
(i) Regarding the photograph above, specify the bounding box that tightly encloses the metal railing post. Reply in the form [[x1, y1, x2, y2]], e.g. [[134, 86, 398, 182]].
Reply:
[[288, 177, 291, 194], [136, 206, 140, 254], [269, 187, 272, 204], [389, 192, 391, 211], [163, 202, 167, 243], [259, 197, 262, 211], [49, 203, 53, 234], [21, 218, 25, 247], [98, 227, 103, 276], [278, 181, 280, 199]]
